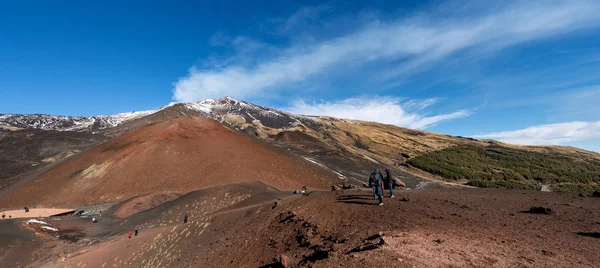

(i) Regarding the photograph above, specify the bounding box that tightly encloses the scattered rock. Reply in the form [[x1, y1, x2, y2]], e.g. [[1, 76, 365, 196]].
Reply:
[[342, 184, 357, 189], [541, 250, 554, 256], [331, 183, 356, 191], [44, 242, 58, 249], [525, 207, 553, 215], [272, 199, 280, 209], [576, 232, 600, 238], [592, 191, 600, 198], [277, 254, 292, 268], [400, 196, 411, 202], [347, 234, 385, 254], [392, 178, 406, 188], [433, 239, 443, 244], [331, 243, 344, 252]]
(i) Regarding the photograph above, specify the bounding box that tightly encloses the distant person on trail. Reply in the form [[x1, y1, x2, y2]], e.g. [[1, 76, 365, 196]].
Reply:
[[135, 228, 138, 236], [370, 169, 384, 205], [128, 231, 132, 239], [24, 207, 29, 213], [2, 213, 5, 219], [92, 217, 97, 223], [184, 214, 188, 224], [301, 186, 307, 196], [384, 169, 395, 198]]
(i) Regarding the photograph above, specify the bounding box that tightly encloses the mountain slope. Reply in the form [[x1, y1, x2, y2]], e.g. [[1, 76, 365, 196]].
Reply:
[[0, 129, 108, 190], [0, 116, 340, 208], [2, 97, 599, 195]]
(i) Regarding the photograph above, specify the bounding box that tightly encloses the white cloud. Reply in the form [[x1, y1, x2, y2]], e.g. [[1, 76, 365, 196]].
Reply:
[[172, 0, 600, 102], [285, 96, 470, 129], [474, 121, 600, 145]]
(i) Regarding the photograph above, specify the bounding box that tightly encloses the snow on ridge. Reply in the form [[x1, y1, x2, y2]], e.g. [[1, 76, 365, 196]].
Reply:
[[0, 109, 158, 132], [26, 219, 59, 232], [186, 102, 213, 114], [0, 96, 318, 132], [26, 219, 48, 225], [41, 226, 59, 231]]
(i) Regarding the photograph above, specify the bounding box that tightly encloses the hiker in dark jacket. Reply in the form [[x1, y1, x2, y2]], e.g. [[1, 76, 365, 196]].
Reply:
[[368, 172, 377, 200], [370, 169, 384, 205], [384, 169, 395, 198]]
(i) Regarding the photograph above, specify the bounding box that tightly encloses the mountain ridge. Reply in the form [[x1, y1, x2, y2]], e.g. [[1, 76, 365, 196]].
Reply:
[[1, 97, 599, 195]]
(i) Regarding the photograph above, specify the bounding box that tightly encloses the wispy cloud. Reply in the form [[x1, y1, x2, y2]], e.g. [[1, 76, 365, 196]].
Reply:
[[172, 0, 600, 103], [474, 121, 600, 145], [285, 96, 470, 129]]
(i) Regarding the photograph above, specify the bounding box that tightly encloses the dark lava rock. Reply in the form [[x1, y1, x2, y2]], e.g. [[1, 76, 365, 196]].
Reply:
[[526, 207, 553, 215]]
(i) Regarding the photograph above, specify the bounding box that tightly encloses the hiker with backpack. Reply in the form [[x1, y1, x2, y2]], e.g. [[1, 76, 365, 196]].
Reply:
[[368, 172, 377, 200], [384, 168, 395, 198], [370, 169, 384, 205]]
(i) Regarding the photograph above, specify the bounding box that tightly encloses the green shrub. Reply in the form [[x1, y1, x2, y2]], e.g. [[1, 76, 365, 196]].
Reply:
[[407, 144, 600, 193]]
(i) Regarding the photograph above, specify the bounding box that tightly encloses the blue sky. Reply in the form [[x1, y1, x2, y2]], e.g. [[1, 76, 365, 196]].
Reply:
[[1, 0, 600, 152]]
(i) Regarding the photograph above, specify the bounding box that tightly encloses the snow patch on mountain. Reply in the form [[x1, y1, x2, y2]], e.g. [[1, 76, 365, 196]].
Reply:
[[0, 110, 156, 132]]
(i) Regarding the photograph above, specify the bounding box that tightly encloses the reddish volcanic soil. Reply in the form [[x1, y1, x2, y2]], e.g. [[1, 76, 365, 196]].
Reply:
[[4, 183, 597, 268], [0, 117, 341, 208]]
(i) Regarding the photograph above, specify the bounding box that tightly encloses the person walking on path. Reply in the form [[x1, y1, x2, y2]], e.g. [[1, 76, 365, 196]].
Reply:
[[184, 214, 188, 224], [370, 169, 384, 205], [384, 168, 395, 198], [368, 171, 377, 200], [128, 231, 132, 239], [135, 228, 138, 236]]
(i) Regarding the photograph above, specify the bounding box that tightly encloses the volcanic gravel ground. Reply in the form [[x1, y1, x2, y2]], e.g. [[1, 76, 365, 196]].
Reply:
[[7, 185, 597, 268]]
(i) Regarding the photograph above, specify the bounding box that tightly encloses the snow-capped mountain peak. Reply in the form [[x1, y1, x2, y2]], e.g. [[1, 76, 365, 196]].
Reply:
[[0, 96, 317, 133]]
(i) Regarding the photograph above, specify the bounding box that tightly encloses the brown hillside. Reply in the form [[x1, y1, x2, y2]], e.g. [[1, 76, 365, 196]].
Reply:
[[0, 117, 340, 208]]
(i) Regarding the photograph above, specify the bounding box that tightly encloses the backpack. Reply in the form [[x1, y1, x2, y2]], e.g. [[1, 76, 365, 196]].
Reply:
[[373, 172, 383, 186]]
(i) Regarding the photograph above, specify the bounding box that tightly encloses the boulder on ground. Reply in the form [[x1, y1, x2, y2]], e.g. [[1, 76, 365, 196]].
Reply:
[[392, 178, 406, 188], [527, 206, 553, 215], [592, 191, 600, 198], [276, 254, 292, 268]]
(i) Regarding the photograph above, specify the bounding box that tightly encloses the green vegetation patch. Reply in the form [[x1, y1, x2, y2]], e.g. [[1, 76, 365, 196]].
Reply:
[[406, 144, 600, 194]]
